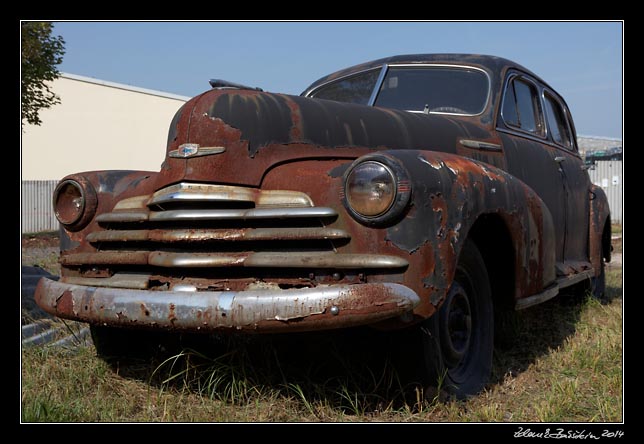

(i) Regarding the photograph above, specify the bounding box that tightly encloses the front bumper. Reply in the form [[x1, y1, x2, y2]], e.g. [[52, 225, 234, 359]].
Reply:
[[35, 278, 420, 333]]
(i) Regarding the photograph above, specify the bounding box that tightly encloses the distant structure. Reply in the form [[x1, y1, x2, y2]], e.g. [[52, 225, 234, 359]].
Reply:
[[577, 135, 622, 163], [22, 73, 191, 181], [578, 135, 623, 225], [21, 73, 191, 232]]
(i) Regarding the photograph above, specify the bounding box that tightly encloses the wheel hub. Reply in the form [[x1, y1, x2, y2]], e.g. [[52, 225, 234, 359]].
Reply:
[[439, 283, 472, 368]]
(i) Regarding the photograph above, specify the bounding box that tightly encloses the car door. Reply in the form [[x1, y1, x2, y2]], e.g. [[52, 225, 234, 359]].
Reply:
[[496, 71, 568, 265], [541, 89, 590, 266]]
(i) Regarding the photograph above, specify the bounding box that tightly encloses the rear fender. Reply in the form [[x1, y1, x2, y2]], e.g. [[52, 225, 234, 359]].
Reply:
[[589, 184, 611, 270]]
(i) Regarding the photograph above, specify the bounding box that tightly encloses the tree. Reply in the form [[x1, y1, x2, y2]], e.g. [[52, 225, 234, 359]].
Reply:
[[21, 22, 65, 127]]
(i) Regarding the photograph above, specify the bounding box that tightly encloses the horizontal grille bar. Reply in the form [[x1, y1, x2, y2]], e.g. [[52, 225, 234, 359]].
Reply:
[[97, 207, 338, 224], [147, 183, 314, 208], [109, 183, 315, 211], [87, 227, 350, 243], [61, 251, 409, 269]]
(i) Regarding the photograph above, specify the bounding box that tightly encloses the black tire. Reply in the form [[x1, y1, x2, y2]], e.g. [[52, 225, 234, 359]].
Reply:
[[90, 325, 179, 363], [589, 258, 606, 301], [568, 258, 606, 303], [421, 239, 493, 399]]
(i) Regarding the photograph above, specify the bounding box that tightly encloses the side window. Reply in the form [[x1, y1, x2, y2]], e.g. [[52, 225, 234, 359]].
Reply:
[[310, 69, 380, 105], [501, 76, 544, 136], [544, 92, 573, 150]]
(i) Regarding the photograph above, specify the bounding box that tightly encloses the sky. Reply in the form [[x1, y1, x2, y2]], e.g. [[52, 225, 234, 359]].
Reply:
[[51, 21, 623, 139]]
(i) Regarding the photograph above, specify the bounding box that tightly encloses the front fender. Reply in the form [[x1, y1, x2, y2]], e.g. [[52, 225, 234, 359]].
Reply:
[[376, 150, 556, 313], [56, 170, 159, 251]]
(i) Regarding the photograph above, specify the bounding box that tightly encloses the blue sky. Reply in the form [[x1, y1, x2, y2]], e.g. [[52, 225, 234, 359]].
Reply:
[[52, 21, 623, 139]]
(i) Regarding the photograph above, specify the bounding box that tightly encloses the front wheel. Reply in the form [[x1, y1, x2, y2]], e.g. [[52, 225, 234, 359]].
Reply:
[[421, 239, 494, 399]]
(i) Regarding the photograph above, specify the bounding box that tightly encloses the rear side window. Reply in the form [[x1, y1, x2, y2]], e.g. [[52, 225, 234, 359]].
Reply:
[[544, 92, 573, 149], [502, 77, 544, 136], [310, 69, 380, 105]]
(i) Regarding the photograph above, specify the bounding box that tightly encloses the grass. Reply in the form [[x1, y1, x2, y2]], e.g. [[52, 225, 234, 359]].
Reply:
[[21, 264, 623, 423], [21, 231, 60, 276]]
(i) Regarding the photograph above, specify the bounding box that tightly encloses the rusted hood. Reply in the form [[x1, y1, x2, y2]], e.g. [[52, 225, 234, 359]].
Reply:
[[159, 89, 493, 187]]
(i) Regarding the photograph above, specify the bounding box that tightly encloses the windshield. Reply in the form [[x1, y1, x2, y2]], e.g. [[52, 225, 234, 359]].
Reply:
[[374, 66, 489, 115], [308, 64, 490, 116]]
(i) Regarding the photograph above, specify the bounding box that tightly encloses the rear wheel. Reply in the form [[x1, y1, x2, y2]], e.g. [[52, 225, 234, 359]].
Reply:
[[591, 258, 606, 300], [568, 254, 606, 302], [421, 239, 493, 399]]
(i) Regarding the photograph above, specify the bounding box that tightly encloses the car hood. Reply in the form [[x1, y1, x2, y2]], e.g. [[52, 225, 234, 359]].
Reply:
[[158, 88, 492, 187]]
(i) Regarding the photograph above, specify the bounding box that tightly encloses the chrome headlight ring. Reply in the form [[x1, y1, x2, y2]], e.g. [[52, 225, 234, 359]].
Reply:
[[53, 176, 98, 231], [342, 155, 412, 226]]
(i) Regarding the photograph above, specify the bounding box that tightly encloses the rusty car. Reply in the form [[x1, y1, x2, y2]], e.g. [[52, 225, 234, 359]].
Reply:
[[35, 54, 611, 398]]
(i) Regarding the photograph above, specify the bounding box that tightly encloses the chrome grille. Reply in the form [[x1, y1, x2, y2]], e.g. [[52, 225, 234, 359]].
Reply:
[[62, 182, 408, 288]]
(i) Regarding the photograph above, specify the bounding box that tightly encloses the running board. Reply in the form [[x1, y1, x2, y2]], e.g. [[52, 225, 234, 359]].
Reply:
[[515, 269, 595, 310]]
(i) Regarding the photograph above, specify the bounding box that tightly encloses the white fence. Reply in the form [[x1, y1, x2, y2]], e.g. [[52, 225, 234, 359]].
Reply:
[[21, 180, 59, 233], [588, 160, 623, 224]]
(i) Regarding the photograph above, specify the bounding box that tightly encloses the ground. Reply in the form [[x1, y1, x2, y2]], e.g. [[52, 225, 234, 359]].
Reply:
[[20, 230, 623, 422]]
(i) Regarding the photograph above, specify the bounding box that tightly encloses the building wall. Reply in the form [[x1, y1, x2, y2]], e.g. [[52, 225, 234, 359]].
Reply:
[[21, 74, 189, 181], [588, 160, 623, 224]]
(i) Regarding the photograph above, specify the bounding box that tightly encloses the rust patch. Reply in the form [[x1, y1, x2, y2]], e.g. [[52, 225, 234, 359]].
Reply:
[[284, 96, 303, 141], [55, 290, 74, 315]]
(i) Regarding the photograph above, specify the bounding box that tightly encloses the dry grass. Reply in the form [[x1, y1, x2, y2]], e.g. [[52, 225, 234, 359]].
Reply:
[[21, 230, 624, 422], [21, 231, 60, 276], [21, 264, 623, 423]]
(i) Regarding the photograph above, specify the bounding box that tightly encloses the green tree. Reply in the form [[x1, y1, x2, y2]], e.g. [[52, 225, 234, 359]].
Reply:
[[21, 22, 65, 127]]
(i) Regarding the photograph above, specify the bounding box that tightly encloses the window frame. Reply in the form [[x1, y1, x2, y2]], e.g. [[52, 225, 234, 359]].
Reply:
[[305, 63, 492, 117], [304, 66, 384, 103], [498, 73, 546, 139], [542, 88, 577, 152], [370, 64, 491, 116]]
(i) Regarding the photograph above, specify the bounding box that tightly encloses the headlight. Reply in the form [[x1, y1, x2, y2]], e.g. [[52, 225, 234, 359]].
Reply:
[[53, 177, 97, 231], [343, 156, 412, 226], [346, 162, 396, 217]]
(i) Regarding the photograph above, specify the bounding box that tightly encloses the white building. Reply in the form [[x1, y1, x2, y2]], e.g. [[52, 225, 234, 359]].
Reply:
[[22, 73, 190, 181], [21, 73, 190, 233]]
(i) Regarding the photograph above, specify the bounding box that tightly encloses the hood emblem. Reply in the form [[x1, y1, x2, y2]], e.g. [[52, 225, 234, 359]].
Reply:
[[169, 143, 226, 158]]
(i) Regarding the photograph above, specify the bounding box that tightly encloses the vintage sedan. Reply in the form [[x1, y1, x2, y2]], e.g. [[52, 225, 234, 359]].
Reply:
[[36, 54, 611, 398]]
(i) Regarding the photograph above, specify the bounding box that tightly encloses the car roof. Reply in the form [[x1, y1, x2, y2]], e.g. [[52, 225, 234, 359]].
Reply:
[[302, 53, 545, 96]]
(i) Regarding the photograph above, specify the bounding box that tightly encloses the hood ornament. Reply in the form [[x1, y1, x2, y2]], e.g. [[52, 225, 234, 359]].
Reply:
[[169, 143, 226, 158]]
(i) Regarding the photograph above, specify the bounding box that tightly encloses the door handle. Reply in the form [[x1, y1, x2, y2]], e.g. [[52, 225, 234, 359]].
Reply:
[[554, 156, 566, 163]]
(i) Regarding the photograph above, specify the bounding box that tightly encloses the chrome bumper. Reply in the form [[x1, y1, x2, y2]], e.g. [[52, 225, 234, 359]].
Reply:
[[35, 278, 420, 332]]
